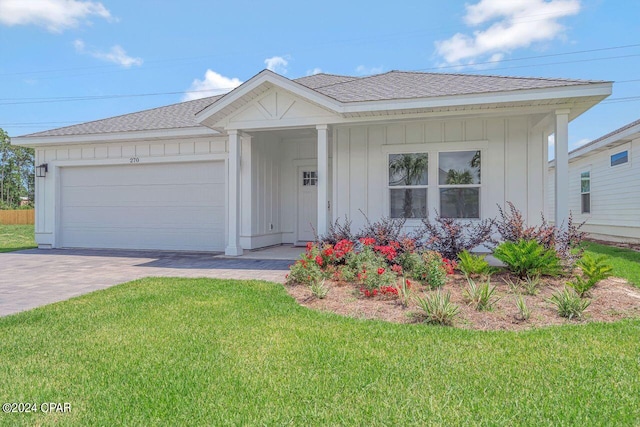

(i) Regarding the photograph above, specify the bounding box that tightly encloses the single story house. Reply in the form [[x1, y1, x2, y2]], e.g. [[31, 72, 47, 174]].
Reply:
[[548, 118, 640, 243], [13, 69, 612, 255]]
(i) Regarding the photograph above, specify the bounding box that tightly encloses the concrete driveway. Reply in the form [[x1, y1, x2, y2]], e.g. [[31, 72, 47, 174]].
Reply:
[[0, 248, 292, 317]]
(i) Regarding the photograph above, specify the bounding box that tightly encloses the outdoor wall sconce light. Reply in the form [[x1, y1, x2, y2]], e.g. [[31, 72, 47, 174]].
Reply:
[[36, 163, 48, 178]]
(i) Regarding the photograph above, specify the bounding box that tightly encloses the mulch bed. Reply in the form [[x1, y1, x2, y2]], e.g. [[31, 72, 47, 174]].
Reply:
[[285, 273, 640, 331]]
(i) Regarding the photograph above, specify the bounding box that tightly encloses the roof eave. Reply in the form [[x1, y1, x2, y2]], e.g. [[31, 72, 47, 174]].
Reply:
[[338, 82, 613, 115], [569, 123, 640, 161], [11, 126, 219, 147]]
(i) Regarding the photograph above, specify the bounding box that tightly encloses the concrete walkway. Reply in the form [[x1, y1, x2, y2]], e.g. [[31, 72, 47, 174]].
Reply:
[[0, 248, 294, 317]]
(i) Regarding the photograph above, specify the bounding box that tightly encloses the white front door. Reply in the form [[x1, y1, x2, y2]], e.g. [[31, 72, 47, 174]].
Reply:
[[297, 167, 318, 243]]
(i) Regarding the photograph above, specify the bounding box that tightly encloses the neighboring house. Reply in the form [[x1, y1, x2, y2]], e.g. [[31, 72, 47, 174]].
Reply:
[[548, 118, 640, 243], [12, 70, 611, 255]]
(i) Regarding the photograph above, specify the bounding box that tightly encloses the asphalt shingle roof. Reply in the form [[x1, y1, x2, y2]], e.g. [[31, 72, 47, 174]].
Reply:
[[22, 70, 604, 138], [312, 71, 598, 102]]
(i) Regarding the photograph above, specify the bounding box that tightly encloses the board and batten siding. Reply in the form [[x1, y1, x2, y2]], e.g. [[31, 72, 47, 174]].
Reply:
[[34, 136, 228, 249], [239, 132, 284, 249], [547, 137, 640, 242], [333, 117, 547, 231]]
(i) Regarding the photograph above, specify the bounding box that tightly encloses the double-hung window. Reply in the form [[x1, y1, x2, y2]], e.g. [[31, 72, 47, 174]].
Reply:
[[580, 171, 591, 214], [388, 153, 428, 218], [438, 150, 481, 219]]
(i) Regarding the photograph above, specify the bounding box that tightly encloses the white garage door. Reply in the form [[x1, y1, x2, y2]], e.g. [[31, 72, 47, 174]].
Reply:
[[59, 161, 225, 251]]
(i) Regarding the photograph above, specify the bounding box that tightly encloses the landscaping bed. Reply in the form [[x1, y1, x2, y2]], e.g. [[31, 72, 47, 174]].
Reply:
[[285, 204, 640, 330], [286, 273, 640, 330]]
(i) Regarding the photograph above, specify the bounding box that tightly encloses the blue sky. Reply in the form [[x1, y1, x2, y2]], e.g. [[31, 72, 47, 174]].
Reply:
[[1, 0, 639, 151]]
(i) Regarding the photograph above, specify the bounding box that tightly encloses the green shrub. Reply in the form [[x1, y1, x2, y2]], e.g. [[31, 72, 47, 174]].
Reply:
[[463, 278, 501, 311], [515, 294, 531, 320], [566, 276, 596, 298], [457, 250, 497, 277], [493, 239, 561, 279], [396, 251, 421, 276], [412, 251, 448, 289], [576, 253, 613, 284], [414, 290, 460, 326], [287, 255, 325, 286], [547, 287, 591, 320]]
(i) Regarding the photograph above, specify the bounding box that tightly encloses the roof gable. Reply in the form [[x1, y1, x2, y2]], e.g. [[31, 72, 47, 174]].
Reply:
[[196, 70, 343, 130], [219, 86, 339, 130]]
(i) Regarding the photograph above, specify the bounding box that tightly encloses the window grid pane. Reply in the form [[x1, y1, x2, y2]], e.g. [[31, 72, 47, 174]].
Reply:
[[388, 153, 428, 186], [390, 188, 427, 219], [439, 188, 480, 219], [581, 193, 591, 214]]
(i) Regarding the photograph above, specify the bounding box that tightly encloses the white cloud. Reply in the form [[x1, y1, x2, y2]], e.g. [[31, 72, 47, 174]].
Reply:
[[307, 68, 322, 76], [435, 0, 581, 66], [182, 69, 243, 101], [0, 0, 113, 33], [74, 39, 142, 68], [355, 65, 384, 75], [264, 55, 289, 74]]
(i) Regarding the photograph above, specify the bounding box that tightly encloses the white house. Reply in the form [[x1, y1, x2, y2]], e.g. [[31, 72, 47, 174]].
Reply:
[[548, 118, 640, 243], [12, 70, 612, 255]]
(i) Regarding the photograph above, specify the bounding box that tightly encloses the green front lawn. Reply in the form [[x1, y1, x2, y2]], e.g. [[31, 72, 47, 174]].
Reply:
[[0, 224, 36, 253], [1, 277, 639, 426], [583, 241, 640, 287]]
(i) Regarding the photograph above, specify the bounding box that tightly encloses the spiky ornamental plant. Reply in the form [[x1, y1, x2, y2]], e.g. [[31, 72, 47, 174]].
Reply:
[[414, 290, 460, 326], [463, 278, 501, 311], [547, 287, 591, 320]]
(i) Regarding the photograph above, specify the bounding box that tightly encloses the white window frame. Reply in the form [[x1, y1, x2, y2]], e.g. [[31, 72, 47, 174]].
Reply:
[[609, 143, 631, 169], [437, 149, 482, 219], [580, 169, 591, 214], [386, 152, 429, 219], [382, 141, 488, 222]]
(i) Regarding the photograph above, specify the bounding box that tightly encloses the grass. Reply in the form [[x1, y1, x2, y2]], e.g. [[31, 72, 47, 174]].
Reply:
[[1, 277, 639, 426], [583, 241, 640, 287], [0, 224, 36, 253]]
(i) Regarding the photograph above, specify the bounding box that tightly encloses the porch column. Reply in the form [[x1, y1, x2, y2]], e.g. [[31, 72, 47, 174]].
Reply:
[[554, 109, 570, 229], [226, 130, 243, 256], [317, 124, 329, 237]]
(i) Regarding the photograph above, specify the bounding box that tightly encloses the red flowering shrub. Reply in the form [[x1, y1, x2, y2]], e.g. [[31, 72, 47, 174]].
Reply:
[[286, 256, 325, 286], [374, 244, 398, 262], [442, 258, 458, 275], [333, 239, 354, 263], [359, 237, 376, 246], [361, 288, 379, 298], [391, 264, 403, 275], [380, 286, 399, 295]]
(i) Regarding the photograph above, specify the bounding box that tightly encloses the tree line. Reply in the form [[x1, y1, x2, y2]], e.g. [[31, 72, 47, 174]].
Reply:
[[0, 128, 35, 209]]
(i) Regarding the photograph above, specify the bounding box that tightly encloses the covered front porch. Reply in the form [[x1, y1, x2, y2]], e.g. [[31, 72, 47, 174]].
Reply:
[[191, 70, 610, 257]]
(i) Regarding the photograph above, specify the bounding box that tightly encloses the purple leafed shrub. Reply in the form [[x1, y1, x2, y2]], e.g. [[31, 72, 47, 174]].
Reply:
[[417, 214, 496, 260], [357, 211, 408, 247], [318, 216, 356, 245]]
